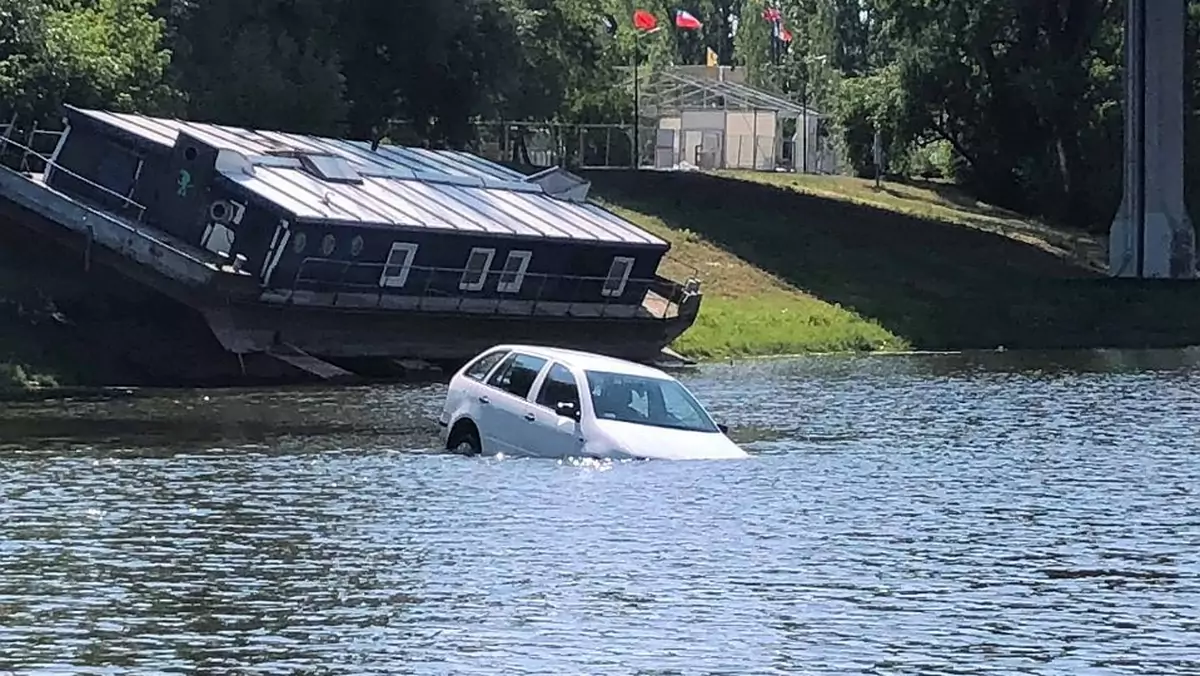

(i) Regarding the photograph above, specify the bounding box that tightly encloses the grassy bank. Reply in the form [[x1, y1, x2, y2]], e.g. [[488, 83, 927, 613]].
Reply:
[[588, 169, 1200, 359], [599, 202, 905, 359]]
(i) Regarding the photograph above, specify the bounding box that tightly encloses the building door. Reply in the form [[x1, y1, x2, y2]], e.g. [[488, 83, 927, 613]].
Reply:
[[697, 131, 723, 169]]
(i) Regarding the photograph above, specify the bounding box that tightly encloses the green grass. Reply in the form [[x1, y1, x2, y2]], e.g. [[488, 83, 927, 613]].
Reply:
[[717, 171, 1108, 272], [599, 200, 908, 359], [587, 169, 1200, 358], [671, 296, 902, 359]]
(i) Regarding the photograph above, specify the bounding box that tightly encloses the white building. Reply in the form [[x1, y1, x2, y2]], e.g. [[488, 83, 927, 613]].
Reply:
[[630, 66, 825, 173]]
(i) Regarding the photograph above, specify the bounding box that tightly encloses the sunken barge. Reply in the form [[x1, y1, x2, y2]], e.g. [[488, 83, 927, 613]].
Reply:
[[0, 106, 701, 383]]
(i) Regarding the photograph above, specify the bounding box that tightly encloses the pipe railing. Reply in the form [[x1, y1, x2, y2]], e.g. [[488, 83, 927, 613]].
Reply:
[[283, 256, 702, 320], [0, 123, 148, 221]]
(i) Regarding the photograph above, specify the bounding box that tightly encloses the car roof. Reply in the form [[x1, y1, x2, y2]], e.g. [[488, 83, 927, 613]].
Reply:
[[484, 344, 674, 380]]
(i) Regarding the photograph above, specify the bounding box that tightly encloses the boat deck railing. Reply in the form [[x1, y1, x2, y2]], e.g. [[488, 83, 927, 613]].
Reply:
[[0, 117, 148, 222], [272, 256, 703, 321], [0, 118, 259, 281]]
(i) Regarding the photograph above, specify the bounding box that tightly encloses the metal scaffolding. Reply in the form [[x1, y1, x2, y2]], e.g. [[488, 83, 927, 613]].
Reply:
[[620, 66, 835, 173]]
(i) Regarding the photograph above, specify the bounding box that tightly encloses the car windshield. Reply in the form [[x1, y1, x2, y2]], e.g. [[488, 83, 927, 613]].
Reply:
[[584, 370, 719, 433]]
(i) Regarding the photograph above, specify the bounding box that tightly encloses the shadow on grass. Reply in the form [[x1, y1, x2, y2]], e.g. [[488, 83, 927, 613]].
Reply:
[[587, 170, 1200, 351], [895, 177, 1024, 221]]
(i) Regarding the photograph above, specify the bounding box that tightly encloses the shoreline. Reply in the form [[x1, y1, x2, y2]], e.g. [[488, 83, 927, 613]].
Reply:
[[9, 169, 1200, 393], [10, 342, 1200, 400]]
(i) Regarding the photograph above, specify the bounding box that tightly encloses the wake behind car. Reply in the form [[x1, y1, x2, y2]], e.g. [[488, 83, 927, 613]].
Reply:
[[438, 345, 748, 461]]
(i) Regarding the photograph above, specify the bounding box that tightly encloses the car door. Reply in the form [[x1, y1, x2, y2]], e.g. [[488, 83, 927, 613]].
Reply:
[[528, 361, 586, 457], [480, 351, 549, 455], [442, 348, 510, 441]]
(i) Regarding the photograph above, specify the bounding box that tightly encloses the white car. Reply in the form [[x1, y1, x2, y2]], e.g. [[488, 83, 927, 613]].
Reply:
[[438, 344, 749, 461]]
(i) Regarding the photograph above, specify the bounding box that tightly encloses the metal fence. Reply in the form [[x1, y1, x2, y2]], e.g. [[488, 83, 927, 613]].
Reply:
[[0, 117, 149, 223], [470, 121, 658, 170], [469, 120, 844, 174]]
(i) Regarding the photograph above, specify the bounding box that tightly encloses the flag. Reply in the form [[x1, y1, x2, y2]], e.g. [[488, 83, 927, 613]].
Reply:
[[706, 46, 719, 67], [633, 9, 658, 31], [674, 9, 702, 30]]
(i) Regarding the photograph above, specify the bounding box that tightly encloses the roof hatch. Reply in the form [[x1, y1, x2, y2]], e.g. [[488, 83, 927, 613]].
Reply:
[[525, 166, 590, 203], [299, 153, 363, 184]]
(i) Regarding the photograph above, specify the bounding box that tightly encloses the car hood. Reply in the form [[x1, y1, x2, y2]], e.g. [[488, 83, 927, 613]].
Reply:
[[592, 419, 749, 461]]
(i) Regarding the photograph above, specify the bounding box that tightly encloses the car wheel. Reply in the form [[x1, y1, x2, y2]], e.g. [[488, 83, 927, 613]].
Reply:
[[448, 425, 482, 456]]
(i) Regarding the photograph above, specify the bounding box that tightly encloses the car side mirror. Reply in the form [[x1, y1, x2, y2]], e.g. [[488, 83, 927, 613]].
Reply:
[[717, 423, 729, 434], [555, 401, 581, 422]]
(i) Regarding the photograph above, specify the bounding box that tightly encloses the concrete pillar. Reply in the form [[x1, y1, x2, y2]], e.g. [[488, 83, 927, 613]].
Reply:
[[1109, 0, 1194, 278]]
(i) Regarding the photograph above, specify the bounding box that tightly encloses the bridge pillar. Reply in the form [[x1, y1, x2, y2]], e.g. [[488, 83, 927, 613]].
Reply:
[[1109, 0, 1194, 278]]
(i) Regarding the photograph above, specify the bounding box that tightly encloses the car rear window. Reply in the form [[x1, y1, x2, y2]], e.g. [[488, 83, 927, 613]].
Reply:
[[463, 349, 509, 381]]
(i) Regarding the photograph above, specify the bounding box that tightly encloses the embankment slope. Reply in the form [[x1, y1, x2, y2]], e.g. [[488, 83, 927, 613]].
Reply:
[[587, 170, 1200, 358]]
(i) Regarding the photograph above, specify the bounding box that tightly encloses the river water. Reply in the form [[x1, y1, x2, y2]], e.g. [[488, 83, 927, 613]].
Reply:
[[1, 350, 1199, 674]]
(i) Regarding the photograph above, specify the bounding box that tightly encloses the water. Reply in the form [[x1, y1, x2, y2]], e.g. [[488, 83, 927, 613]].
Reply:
[[2, 350, 1199, 674]]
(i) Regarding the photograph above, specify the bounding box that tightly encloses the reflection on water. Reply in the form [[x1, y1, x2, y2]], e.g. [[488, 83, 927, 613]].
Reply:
[[2, 350, 1199, 674]]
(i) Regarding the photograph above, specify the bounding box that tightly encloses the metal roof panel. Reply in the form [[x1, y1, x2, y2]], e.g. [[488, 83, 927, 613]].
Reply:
[[63, 106, 668, 248], [226, 167, 665, 245]]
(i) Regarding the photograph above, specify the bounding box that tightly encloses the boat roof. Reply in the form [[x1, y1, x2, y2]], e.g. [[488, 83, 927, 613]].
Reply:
[[63, 105, 667, 248], [488, 344, 674, 380]]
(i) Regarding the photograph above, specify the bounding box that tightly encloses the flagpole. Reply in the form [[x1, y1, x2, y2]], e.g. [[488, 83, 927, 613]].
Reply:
[[631, 25, 662, 169], [633, 35, 640, 169]]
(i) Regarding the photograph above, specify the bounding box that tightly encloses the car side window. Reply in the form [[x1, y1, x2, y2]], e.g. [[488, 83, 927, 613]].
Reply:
[[486, 353, 548, 399], [463, 349, 508, 381], [535, 363, 580, 410]]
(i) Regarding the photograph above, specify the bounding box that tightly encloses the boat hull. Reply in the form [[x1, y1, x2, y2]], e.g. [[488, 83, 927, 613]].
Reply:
[[202, 298, 698, 364]]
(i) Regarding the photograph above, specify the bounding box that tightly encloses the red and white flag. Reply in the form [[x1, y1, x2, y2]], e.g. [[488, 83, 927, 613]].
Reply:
[[674, 9, 702, 30]]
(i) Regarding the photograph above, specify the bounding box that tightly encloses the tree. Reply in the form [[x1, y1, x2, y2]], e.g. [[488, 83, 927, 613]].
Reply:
[[0, 0, 178, 125], [166, 0, 347, 135]]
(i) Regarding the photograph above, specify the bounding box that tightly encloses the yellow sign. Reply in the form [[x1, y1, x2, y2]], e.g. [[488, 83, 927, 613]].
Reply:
[[706, 47, 719, 67]]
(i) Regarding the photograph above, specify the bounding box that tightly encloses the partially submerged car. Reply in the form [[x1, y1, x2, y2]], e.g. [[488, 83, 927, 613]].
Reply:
[[438, 344, 748, 461]]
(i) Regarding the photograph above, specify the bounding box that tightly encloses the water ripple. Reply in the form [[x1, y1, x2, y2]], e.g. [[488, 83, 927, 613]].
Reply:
[[1, 351, 1199, 674]]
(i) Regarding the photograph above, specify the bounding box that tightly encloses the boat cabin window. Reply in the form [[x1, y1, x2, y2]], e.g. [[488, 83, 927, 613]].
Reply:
[[601, 256, 635, 297], [459, 247, 495, 292], [379, 242, 418, 288], [486, 352, 548, 399], [463, 349, 510, 381], [535, 362, 580, 410], [497, 250, 532, 294]]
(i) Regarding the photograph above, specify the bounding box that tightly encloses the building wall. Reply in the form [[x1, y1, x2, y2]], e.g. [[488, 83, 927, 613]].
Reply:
[[678, 110, 726, 169], [724, 110, 777, 170], [793, 111, 822, 173], [656, 117, 682, 168]]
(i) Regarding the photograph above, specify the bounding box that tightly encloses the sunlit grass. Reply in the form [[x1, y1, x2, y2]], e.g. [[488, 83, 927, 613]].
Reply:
[[672, 295, 906, 360], [600, 200, 908, 359]]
